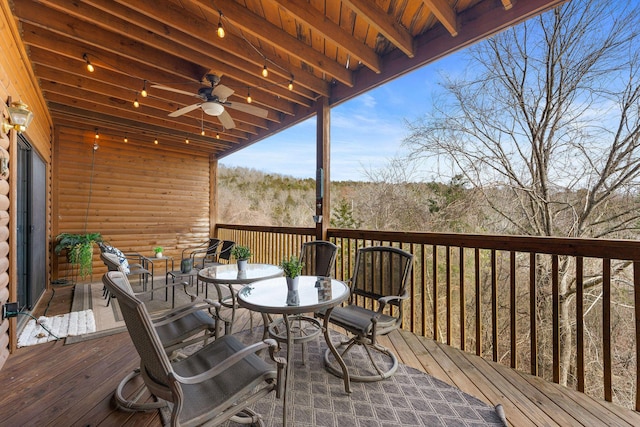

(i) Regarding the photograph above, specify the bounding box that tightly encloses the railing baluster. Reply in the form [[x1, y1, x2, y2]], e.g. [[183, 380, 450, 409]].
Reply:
[[576, 256, 584, 393], [422, 244, 427, 337], [460, 246, 466, 351], [552, 254, 559, 384], [530, 252, 538, 376], [446, 245, 451, 345], [492, 249, 498, 362], [603, 258, 612, 401], [510, 250, 516, 369], [476, 248, 481, 356], [433, 245, 439, 342], [634, 261, 640, 411]]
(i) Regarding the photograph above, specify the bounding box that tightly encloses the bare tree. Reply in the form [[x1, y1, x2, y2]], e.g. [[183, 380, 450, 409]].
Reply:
[[403, 0, 640, 395]]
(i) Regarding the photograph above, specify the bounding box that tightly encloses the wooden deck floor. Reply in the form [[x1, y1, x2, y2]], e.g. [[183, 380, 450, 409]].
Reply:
[[1, 284, 639, 426]]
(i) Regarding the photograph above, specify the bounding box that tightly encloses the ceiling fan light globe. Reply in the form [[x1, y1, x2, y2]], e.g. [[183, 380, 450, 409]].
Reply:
[[202, 102, 224, 116]]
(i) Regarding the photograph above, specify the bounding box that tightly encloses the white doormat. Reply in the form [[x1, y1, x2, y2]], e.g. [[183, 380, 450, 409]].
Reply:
[[17, 309, 96, 347]]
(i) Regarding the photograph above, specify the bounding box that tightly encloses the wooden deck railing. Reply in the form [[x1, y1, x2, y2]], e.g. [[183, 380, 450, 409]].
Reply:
[[215, 223, 640, 411]]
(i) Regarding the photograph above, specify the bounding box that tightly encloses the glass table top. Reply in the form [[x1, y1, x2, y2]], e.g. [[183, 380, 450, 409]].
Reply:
[[237, 276, 350, 314], [198, 263, 283, 284]]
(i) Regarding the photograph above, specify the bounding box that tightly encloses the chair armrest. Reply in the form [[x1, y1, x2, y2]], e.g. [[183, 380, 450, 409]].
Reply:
[[123, 252, 153, 268], [133, 280, 197, 302], [377, 290, 409, 311], [149, 300, 219, 326], [173, 338, 286, 385]]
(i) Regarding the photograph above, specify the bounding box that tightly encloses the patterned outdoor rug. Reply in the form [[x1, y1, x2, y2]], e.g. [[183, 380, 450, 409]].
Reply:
[[216, 327, 508, 427], [66, 280, 196, 344]]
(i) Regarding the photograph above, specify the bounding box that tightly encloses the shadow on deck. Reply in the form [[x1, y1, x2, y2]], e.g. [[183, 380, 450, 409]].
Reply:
[[0, 284, 638, 426]]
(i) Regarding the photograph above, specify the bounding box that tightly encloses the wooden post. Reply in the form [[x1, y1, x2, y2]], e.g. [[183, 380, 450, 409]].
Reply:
[[315, 97, 330, 241], [210, 156, 218, 237]]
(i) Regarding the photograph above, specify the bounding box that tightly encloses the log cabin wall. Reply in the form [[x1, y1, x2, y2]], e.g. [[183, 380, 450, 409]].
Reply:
[[1, 0, 53, 364], [53, 126, 212, 283]]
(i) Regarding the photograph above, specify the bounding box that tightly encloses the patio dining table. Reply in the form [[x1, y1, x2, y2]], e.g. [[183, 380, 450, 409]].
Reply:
[[237, 276, 351, 427], [197, 263, 283, 334]]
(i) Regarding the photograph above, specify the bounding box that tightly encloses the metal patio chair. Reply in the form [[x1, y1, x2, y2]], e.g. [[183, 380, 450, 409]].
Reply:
[[299, 240, 338, 277], [103, 270, 285, 426], [319, 246, 413, 383]]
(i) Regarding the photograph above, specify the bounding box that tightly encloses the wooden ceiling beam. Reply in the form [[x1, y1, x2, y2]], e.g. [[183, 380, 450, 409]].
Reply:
[[22, 0, 312, 109], [330, 0, 566, 106], [14, 0, 207, 79], [43, 90, 253, 140], [48, 99, 242, 147], [52, 116, 228, 156], [37, 76, 264, 135], [421, 0, 458, 37], [44, 0, 319, 105], [28, 45, 296, 119], [49, 104, 238, 149], [21, 27, 267, 134], [341, 0, 415, 58], [194, 0, 354, 86], [103, 0, 334, 93], [268, 0, 381, 74]]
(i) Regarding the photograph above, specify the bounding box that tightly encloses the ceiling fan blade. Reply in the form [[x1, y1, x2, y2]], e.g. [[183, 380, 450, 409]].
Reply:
[[168, 103, 202, 117], [212, 84, 234, 101], [218, 110, 236, 129], [152, 84, 198, 98], [225, 101, 269, 118]]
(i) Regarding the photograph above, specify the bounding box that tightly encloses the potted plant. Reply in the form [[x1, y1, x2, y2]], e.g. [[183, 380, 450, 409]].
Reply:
[[54, 232, 103, 279], [231, 245, 252, 271], [280, 255, 304, 291], [153, 246, 164, 258]]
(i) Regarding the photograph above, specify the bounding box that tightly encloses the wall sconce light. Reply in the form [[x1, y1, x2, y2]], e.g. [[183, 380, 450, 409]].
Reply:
[[2, 100, 34, 134]]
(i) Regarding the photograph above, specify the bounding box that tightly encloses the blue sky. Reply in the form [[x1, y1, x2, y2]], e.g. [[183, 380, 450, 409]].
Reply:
[[219, 54, 465, 181]]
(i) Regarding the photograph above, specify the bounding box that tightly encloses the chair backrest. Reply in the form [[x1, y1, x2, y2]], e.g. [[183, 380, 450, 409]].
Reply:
[[350, 246, 413, 306], [204, 238, 222, 257], [102, 271, 175, 399], [217, 240, 235, 262], [299, 240, 338, 277], [100, 252, 123, 272]]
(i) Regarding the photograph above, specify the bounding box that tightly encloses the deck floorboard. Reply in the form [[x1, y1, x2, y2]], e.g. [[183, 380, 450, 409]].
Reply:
[[0, 284, 639, 426]]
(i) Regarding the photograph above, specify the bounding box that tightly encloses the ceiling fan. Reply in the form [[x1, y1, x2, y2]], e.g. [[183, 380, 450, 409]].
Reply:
[[152, 74, 268, 130]]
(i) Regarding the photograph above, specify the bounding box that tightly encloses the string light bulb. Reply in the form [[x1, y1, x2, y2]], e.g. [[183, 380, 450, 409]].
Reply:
[[154, 137, 158, 145], [216, 132, 220, 139], [83, 53, 94, 73], [124, 134, 128, 143], [94, 129, 99, 139], [185, 137, 189, 144], [201, 129, 205, 136], [133, 95, 140, 108], [262, 64, 268, 78], [247, 88, 252, 104], [140, 80, 148, 97], [288, 80, 293, 91], [217, 11, 225, 38]]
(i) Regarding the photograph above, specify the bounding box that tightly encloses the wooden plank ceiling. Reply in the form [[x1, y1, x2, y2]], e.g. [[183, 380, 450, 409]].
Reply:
[[9, 0, 565, 157]]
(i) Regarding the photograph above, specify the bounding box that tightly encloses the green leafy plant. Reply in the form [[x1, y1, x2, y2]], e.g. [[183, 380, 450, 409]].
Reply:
[[54, 232, 103, 278], [280, 255, 304, 278], [153, 246, 164, 254], [231, 245, 252, 261]]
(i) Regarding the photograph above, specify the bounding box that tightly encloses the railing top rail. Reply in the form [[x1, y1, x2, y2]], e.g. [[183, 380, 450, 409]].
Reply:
[[215, 224, 640, 259], [215, 223, 314, 236], [327, 228, 640, 260]]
